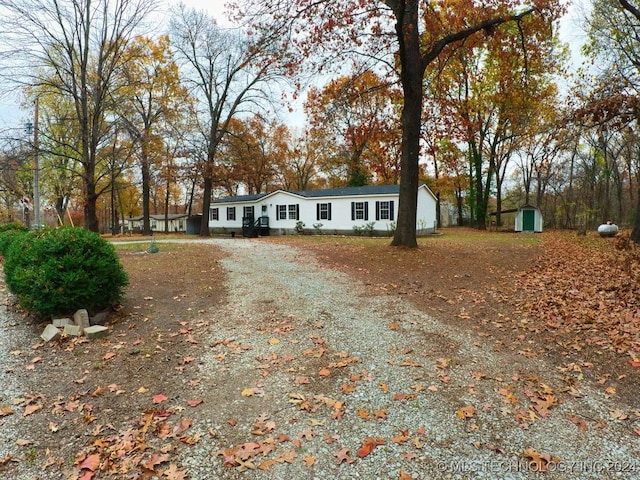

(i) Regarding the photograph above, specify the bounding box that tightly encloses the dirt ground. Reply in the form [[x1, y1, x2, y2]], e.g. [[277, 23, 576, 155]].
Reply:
[[285, 230, 639, 406], [0, 228, 638, 479]]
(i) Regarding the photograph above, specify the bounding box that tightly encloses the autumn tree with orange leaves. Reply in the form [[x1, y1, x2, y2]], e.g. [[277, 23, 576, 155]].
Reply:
[[424, 16, 565, 229], [221, 116, 289, 194], [119, 35, 193, 236], [237, 0, 564, 247], [304, 71, 402, 187]]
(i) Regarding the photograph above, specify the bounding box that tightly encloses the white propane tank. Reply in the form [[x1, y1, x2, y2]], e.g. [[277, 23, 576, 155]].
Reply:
[[597, 223, 619, 237]]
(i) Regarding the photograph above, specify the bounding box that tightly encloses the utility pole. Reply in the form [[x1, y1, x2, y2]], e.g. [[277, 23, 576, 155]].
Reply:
[[33, 97, 40, 229]]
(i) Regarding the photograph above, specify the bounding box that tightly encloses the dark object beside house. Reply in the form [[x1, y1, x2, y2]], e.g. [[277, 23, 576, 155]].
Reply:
[[242, 215, 269, 237]]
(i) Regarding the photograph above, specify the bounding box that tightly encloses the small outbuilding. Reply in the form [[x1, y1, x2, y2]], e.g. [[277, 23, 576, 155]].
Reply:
[[514, 205, 543, 233]]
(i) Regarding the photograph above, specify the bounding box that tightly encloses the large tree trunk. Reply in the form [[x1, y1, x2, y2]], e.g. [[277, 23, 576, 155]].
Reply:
[[200, 175, 212, 237], [141, 155, 152, 236], [83, 158, 100, 232], [391, 0, 421, 248]]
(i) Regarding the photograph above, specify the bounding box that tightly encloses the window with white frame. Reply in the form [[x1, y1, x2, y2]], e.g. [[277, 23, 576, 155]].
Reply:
[[210, 208, 219, 221], [276, 204, 299, 220], [376, 200, 394, 221], [351, 201, 368, 220], [288, 204, 298, 220], [227, 207, 236, 221], [317, 202, 331, 221], [243, 205, 255, 219]]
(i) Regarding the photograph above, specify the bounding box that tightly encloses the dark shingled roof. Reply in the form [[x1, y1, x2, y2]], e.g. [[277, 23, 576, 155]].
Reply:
[[297, 185, 400, 198], [212, 185, 401, 204], [212, 193, 269, 204]]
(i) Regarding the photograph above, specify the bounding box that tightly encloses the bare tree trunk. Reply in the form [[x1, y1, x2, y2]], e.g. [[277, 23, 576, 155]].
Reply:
[[141, 155, 152, 235], [390, 0, 421, 248], [200, 176, 212, 237]]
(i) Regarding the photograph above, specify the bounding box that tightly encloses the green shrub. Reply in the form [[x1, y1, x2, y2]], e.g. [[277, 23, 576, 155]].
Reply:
[[0, 223, 29, 256], [0, 222, 28, 234], [4, 227, 128, 316]]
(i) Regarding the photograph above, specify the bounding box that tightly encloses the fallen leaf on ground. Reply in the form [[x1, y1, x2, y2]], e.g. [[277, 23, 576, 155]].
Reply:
[[23, 404, 42, 416], [523, 448, 560, 472], [334, 447, 354, 465], [456, 405, 476, 419], [357, 437, 385, 458], [373, 409, 388, 420], [91, 385, 104, 397], [152, 393, 169, 404], [78, 453, 101, 472], [0, 405, 14, 417], [341, 383, 356, 394], [357, 408, 370, 420], [164, 463, 188, 480], [566, 415, 587, 431], [610, 409, 628, 420]]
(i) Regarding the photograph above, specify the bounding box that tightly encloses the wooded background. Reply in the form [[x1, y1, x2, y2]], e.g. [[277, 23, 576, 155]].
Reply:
[[0, 0, 638, 242]]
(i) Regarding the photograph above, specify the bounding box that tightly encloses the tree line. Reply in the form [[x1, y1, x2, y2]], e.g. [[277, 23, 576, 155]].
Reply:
[[0, 0, 639, 244]]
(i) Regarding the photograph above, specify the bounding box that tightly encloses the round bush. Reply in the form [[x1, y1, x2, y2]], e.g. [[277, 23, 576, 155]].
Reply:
[[4, 227, 129, 316], [0, 223, 29, 256], [0, 222, 28, 234]]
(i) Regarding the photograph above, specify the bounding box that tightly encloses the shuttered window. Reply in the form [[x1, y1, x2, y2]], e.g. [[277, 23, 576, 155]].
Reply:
[[276, 204, 299, 220], [288, 204, 299, 220], [316, 203, 332, 221], [243, 206, 255, 219], [375, 201, 394, 221], [351, 201, 368, 221]]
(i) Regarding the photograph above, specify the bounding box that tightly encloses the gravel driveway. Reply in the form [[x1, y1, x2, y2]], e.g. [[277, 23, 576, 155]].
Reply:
[[177, 239, 639, 480]]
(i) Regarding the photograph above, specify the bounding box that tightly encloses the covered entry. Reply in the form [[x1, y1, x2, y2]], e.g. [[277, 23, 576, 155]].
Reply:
[[515, 205, 543, 233]]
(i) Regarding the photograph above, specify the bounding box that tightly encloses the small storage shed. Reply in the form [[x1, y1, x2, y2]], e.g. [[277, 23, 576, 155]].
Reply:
[[514, 205, 543, 233]]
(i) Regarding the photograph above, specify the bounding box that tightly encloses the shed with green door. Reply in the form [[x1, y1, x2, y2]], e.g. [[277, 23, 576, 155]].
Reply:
[[514, 205, 543, 233]]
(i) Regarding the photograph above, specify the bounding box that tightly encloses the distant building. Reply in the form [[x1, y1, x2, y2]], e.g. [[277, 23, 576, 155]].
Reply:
[[127, 214, 189, 233]]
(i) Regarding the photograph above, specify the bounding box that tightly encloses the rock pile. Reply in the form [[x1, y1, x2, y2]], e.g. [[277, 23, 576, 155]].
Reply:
[[40, 309, 110, 342]]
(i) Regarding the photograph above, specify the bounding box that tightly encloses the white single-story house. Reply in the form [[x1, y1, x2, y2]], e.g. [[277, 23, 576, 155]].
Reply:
[[208, 184, 437, 236], [127, 213, 189, 233], [514, 205, 543, 233]]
